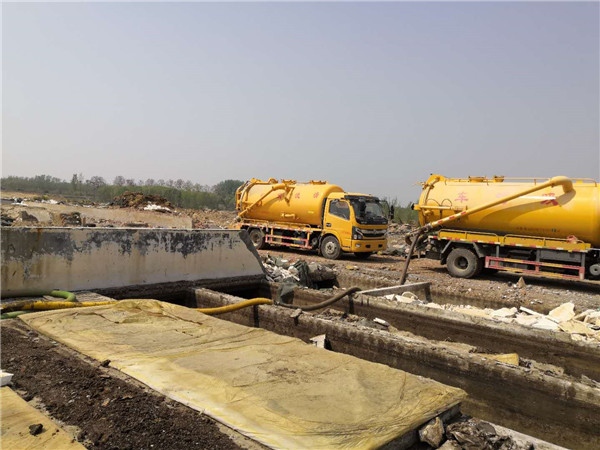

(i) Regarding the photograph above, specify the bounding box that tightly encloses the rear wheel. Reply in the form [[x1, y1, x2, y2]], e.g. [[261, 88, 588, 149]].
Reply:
[[446, 248, 483, 279], [354, 252, 372, 260], [320, 236, 341, 260], [248, 228, 266, 250]]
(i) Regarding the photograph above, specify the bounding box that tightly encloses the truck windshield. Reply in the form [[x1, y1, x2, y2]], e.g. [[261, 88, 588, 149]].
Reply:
[[349, 198, 387, 225]]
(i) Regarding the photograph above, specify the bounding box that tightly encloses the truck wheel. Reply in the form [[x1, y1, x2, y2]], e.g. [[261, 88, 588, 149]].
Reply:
[[248, 228, 266, 250], [321, 236, 341, 260], [354, 252, 372, 260], [447, 248, 483, 279]]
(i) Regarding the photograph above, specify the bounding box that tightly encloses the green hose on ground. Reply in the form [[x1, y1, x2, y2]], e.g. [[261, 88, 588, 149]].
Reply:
[[0, 311, 32, 320], [1, 290, 77, 318]]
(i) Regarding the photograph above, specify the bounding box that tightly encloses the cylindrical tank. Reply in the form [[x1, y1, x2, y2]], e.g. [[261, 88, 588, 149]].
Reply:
[[417, 174, 600, 247], [238, 179, 344, 226]]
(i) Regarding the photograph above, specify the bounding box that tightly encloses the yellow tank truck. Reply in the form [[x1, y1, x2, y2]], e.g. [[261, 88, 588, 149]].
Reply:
[[411, 174, 600, 281], [235, 178, 388, 259]]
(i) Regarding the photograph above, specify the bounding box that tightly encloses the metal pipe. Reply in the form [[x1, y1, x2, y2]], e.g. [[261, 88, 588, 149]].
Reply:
[[237, 183, 288, 218]]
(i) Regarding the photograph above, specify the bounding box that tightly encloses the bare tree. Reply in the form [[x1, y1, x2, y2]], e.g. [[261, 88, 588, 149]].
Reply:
[[145, 178, 156, 186], [174, 179, 184, 189], [113, 175, 126, 186], [157, 179, 165, 186], [183, 180, 193, 191], [125, 178, 136, 186], [166, 179, 174, 187], [87, 176, 107, 189]]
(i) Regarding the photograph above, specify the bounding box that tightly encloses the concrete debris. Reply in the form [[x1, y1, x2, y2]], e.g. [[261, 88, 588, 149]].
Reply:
[[307, 262, 336, 282], [289, 309, 303, 319], [490, 307, 518, 319], [438, 441, 461, 450], [0, 370, 14, 387], [548, 302, 575, 323], [381, 291, 599, 344], [309, 334, 328, 348], [516, 277, 527, 289], [373, 318, 389, 327], [419, 417, 445, 447], [446, 420, 512, 450], [531, 318, 561, 331], [263, 256, 336, 288]]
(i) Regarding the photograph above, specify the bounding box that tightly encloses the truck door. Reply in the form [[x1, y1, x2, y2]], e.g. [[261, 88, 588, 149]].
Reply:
[[324, 199, 352, 249]]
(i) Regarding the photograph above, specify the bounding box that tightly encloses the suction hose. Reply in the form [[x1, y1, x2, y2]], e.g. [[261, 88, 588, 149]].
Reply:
[[1, 290, 78, 318], [1, 297, 273, 318], [276, 286, 360, 312], [196, 298, 272, 314], [1, 300, 116, 314]]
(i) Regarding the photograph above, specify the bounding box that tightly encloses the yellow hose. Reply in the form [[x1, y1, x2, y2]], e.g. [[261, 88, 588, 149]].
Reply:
[[195, 298, 272, 315], [3, 298, 272, 315], [4, 300, 117, 312]]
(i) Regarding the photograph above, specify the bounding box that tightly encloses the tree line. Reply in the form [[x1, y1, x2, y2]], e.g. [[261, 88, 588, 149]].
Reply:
[[1, 174, 244, 210]]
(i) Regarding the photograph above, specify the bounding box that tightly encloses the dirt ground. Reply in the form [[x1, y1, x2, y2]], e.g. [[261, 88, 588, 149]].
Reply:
[[1, 321, 246, 450]]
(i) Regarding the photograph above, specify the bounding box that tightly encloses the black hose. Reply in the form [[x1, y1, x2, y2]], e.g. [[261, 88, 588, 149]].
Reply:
[[277, 286, 361, 312], [399, 230, 425, 285]]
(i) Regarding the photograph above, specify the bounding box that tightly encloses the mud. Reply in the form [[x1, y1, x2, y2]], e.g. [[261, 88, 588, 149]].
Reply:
[[1, 321, 243, 450]]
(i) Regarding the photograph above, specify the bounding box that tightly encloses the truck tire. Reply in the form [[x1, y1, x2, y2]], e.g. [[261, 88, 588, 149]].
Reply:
[[354, 252, 372, 259], [446, 248, 483, 279], [248, 228, 266, 250], [321, 236, 341, 260]]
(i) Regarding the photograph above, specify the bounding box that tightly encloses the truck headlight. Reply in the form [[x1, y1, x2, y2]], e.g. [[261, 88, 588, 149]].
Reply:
[[352, 226, 363, 240]]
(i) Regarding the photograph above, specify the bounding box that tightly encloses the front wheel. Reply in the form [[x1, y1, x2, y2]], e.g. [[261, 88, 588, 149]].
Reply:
[[354, 252, 372, 260], [446, 248, 483, 278], [320, 236, 341, 260]]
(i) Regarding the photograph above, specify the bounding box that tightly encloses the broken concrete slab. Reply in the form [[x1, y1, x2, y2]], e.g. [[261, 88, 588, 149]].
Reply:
[[549, 303, 575, 323], [419, 417, 444, 447]]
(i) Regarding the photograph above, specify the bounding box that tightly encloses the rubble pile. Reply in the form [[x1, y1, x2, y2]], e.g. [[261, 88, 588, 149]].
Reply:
[[381, 222, 414, 256], [435, 418, 533, 450], [110, 192, 174, 212], [59, 212, 82, 226], [262, 255, 337, 288], [189, 209, 236, 228], [384, 292, 600, 344]]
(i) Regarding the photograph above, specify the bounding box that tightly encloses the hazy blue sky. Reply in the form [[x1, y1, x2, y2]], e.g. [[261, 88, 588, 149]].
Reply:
[[3, 2, 599, 202]]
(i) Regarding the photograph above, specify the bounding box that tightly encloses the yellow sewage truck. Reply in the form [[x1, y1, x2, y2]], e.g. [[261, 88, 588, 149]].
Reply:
[[235, 178, 388, 259], [412, 174, 600, 282]]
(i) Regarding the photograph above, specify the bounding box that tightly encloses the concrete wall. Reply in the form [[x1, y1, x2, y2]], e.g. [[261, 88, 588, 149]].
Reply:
[[1, 227, 264, 296]]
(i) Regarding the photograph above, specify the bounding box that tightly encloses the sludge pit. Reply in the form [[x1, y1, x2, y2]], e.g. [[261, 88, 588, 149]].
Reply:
[[2, 227, 598, 449]]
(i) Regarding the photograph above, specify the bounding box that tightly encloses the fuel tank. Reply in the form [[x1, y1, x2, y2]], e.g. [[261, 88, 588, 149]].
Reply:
[[416, 175, 600, 247], [237, 179, 344, 226]]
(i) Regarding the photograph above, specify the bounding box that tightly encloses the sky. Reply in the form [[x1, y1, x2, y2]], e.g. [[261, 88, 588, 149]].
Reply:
[[3, 1, 599, 203]]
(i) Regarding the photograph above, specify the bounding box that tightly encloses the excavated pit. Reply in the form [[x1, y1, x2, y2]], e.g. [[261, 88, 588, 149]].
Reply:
[[188, 281, 600, 449]]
